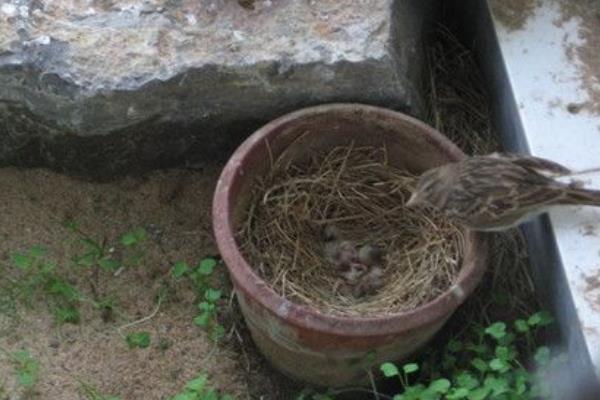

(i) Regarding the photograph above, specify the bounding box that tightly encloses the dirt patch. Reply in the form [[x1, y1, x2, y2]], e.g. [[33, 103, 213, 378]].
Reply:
[[557, 0, 600, 115], [584, 270, 600, 291], [0, 166, 291, 400], [583, 268, 600, 312], [580, 223, 597, 236], [490, 0, 541, 32]]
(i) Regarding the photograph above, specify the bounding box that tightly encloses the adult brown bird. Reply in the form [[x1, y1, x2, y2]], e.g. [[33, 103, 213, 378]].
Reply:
[[406, 153, 600, 231]]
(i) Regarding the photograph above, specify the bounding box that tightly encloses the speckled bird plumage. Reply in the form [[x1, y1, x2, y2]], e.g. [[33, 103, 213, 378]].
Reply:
[[407, 153, 600, 231]]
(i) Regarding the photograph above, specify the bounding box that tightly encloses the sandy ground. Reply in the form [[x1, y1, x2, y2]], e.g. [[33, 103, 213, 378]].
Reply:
[[0, 165, 295, 400]]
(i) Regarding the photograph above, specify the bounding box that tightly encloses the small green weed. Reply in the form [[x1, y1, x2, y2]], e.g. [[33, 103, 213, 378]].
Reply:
[[171, 257, 226, 342], [72, 236, 120, 272], [11, 350, 39, 389], [67, 224, 149, 321], [9, 246, 81, 324], [170, 374, 233, 400], [119, 227, 147, 267], [125, 331, 151, 349], [379, 311, 558, 400], [69, 223, 147, 272]]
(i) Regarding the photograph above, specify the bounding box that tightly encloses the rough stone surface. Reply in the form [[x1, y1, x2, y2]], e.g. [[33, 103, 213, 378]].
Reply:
[[0, 0, 435, 178]]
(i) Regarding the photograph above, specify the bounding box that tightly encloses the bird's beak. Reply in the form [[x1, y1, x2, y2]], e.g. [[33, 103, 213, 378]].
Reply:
[[406, 192, 419, 207]]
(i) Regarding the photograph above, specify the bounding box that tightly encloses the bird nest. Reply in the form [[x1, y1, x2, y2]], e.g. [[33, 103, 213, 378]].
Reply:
[[238, 144, 465, 316]]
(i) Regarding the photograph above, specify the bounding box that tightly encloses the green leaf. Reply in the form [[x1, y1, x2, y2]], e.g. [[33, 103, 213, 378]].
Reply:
[[197, 258, 217, 275], [380, 362, 400, 377], [203, 389, 218, 400], [205, 288, 222, 302], [402, 385, 427, 399], [470, 358, 488, 373], [11, 253, 31, 270], [534, 346, 551, 366], [528, 311, 554, 327], [99, 258, 121, 270], [393, 395, 403, 400], [403, 363, 419, 374], [446, 388, 469, 399], [185, 375, 207, 392], [18, 372, 34, 386], [194, 313, 211, 327], [198, 301, 214, 312], [495, 346, 511, 360], [121, 228, 147, 246], [484, 322, 506, 340], [171, 261, 190, 279], [419, 389, 441, 400], [12, 351, 38, 387], [489, 358, 508, 372], [48, 280, 80, 301], [497, 333, 516, 348], [429, 378, 451, 393], [483, 376, 509, 396], [467, 387, 490, 400], [456, 372, 479, 390], [125, 332, 151, 349], [515, 371, 529, 394], [514, 319, 529, 333]]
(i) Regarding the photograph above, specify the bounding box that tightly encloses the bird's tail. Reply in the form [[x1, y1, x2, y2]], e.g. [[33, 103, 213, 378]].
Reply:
[[561, 187, 600, 207]]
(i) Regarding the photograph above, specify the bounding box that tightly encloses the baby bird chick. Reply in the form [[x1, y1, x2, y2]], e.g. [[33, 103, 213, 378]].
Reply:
[[322, 225, 386, 297], [353, 266, 384, 297], [325, 240, 360, 270], [322, 224, 367, 280], [358, 243, 384, 266]]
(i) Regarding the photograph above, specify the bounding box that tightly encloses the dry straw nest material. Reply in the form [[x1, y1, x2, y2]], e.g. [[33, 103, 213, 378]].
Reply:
[[238, 144, 465, 316]]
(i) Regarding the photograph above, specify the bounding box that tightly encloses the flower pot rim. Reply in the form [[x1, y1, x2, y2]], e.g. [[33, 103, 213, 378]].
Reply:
[[213, 103, 488, 337]]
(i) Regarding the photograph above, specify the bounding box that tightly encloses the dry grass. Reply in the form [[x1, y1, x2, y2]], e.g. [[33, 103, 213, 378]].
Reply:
[[426, 27, 496, 156], [425, 26, 538, 323], [238, 144, 465, 317]]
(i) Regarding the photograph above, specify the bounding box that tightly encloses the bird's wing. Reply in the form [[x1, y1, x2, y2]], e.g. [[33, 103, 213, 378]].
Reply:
[[488, 152, 571, 176], [454, 165, 565, 220]]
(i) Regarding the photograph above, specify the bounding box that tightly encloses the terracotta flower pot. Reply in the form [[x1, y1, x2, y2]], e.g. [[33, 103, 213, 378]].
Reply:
[[213, 103, 487, 387]]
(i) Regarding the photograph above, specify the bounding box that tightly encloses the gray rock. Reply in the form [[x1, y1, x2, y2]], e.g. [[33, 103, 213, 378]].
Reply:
[[0, 0, 435, 178]]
